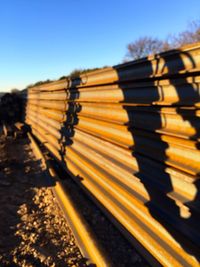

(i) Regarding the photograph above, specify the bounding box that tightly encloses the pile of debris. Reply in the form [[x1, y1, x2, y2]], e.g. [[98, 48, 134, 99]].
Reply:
[[0, 92, 23, 136], [0, 93, 22, 125]]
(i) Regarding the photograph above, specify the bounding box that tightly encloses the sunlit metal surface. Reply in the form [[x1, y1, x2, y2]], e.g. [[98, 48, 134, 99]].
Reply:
[[23, 43, 200, 267]]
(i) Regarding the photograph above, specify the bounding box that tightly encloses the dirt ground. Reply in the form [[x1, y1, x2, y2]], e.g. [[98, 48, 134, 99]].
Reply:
[[0, 133, 86, 267]]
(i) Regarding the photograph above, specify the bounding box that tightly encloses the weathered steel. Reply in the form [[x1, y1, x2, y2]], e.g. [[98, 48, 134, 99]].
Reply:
[[22, 43, 200, 266], [27, 132, 109, 267]]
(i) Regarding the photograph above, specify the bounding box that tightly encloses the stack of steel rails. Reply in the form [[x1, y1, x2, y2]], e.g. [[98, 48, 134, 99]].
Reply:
[[23, 43, 200, 267]]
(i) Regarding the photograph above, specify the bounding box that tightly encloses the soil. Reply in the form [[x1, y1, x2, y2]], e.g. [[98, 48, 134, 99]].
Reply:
[[0, 133, 86, 267]]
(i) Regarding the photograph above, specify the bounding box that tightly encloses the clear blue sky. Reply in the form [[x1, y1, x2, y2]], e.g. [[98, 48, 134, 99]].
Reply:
[[0, 0, 199, 92]]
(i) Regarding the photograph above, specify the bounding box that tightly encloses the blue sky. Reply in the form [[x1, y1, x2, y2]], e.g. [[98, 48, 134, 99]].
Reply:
[[0, 0, 199, 92]]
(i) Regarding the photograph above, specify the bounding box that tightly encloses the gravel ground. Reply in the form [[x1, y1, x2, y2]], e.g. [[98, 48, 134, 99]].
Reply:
[[0, 133, 86, 267]]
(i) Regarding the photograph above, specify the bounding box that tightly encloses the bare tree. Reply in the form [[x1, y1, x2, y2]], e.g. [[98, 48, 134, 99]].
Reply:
[[124, 37, 166, 61], [124, 20, 200, 62], [169, 20, 200, 47]]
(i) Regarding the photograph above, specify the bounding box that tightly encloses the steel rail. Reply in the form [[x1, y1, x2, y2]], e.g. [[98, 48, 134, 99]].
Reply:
[[66, 84, 200, 106], [25, 105, 67, 121], [22, 42, 200, 267], [62, 149, 199, 267], [29, 121, 198, 195], [67, 129, 197, 199], [65, 103, 200, 139], [26, 111, 200, 176], [27, 132, 110, 267], [27, 91, 68, 101], [28, 127, 199, 267], [27, 99, 68, 111], [28, 43, 200, 92], [64, 138, 196, 217], [24, 103, 200, 142], [71, 116, 200, 175]]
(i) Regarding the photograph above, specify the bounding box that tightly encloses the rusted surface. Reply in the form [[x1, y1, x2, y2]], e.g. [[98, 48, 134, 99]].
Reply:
[[27, 132, 110, 267], [23, 43, 200, 266]]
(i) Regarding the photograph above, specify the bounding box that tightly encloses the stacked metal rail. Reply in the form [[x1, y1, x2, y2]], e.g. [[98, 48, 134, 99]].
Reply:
[[24, 43, 200, 267]]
